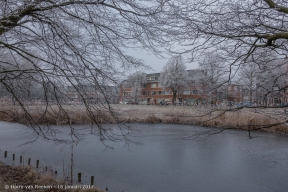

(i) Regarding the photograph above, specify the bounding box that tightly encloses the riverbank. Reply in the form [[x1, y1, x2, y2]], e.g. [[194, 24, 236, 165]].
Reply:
[[0, 162, 103, 192], [114, 105, 288, 133], [0, 104, 287, 134]]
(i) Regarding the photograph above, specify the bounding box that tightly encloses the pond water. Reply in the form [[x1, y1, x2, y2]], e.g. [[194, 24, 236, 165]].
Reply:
[[0, 122, 288, 192]]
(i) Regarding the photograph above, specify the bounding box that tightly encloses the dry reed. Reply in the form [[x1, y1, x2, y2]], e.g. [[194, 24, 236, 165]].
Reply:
[[0, 103, 287, 134], [0, 162, 104, 192]]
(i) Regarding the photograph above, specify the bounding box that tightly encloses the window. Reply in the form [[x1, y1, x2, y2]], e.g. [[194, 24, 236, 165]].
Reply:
[[183, 90, 190, 95], [151, 83, 157, 88], [273, 86, 279, 91], [158, 91, 163, 95], [151, 91, 156, 95], [165, 91, 171, 95], [192, 90, 198, 95], [147, 77, 156, 80], [274, 98, 280, 104], [142, 91, 146, 95]]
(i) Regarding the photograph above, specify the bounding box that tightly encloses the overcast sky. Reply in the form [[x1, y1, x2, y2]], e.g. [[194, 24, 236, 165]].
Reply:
[[128, 49, 199, 74]]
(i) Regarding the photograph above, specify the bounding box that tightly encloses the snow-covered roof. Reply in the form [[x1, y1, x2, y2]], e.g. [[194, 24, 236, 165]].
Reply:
[[146, 73, 160, 82]]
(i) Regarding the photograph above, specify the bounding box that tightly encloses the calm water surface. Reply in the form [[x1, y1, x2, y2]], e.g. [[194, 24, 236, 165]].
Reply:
[[0, 122, 288, 192]]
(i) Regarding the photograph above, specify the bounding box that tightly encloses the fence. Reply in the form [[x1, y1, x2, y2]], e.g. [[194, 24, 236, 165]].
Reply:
[[0, 150, 109, 191]]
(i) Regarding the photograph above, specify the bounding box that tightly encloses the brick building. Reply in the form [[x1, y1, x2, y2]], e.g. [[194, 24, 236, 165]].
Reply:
[[256, 84, 288, 106], [119, 69, 246, 105], [119, 69, 210, 105], [226, 84, 243, 103]]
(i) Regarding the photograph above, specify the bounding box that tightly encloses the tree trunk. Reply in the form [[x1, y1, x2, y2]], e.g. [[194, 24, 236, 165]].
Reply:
[[249, 90, 252, 104], [173, 92, 177, 105], [249, 81, 253, 104]]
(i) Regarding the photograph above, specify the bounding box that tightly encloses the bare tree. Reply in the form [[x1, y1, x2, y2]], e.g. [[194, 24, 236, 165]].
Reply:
[[166, 1, 287, 76], [0, 0, 172, 143], [255, 58, 288, 106], [162, 0, 288, 132], [199, 53, 228, 104], [0, 55, 45, 100], [125, 71, 146, 103], [167, 0, 288, 104], [159, 56, 188, 105], [238, 62, 259, 104]]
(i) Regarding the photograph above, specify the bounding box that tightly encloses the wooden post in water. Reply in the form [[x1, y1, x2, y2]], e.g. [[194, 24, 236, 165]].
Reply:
[[36, 160, 39, 168], [78, 173, 81, 183], [91, 176, 94, 185], [13, 154, 15, 161], [28, 158, 31, 166], [4, 151, 7, 158], [20, 156, 22, 164]]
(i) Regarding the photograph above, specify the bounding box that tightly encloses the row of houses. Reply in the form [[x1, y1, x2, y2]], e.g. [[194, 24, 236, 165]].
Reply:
[[119, 69, 288, 106], [119, 69, 243, 105], [1, 69, 284, 106], [64, 69, 288, 106]]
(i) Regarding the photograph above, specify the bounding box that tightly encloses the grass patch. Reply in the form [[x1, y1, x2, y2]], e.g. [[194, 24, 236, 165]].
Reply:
[[0, 162, 104, 192]]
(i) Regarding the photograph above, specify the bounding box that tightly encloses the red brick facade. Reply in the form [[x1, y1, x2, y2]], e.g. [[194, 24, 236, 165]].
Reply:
[[119, 69, 243, 105]]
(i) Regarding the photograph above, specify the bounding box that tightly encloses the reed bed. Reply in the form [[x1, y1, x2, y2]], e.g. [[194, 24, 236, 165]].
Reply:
[[0, 104, 116, 125], [112, 105, 288, 134], [0, 103, 287, 134]]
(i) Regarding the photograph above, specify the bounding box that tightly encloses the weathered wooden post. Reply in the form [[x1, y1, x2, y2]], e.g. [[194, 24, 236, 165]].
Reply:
[[20, 156, 22, 164], [248, 120, 252, 139], [78, 173, 81, 183], [36, 160, 39, 168], [28, 158, 31, 166], [4, 151, 7, 158], [106, 187, 108, 191], [70, 141, 78, 184], [91, 176, 94, 185], [13, 154, 15, 161]]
